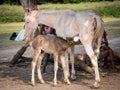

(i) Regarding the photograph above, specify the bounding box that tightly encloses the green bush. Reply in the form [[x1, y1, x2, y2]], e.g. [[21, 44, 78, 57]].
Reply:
[[63, 0, 102, 3], [0, 5, 24, 23], [0, 1, 120, 23], [95, 5, 120, 17]]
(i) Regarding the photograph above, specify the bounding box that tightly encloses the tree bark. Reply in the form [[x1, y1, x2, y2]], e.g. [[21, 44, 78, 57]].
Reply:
[[11, 0, 38, 65], [11, 43, 29, 64]]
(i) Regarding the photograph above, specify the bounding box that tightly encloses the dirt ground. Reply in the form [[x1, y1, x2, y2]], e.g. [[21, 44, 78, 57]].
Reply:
[[0, 38, 120, 90]]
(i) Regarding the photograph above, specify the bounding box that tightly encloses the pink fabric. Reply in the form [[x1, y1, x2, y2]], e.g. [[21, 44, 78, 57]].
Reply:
[[44, 26, 52, 34]]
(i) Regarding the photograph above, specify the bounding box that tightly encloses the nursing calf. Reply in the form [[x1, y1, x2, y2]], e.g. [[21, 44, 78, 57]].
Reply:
[[31, 35, 79, 86]]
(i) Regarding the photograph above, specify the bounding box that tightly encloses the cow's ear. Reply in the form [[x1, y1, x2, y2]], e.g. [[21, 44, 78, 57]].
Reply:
[[20, 0, 38, 17]]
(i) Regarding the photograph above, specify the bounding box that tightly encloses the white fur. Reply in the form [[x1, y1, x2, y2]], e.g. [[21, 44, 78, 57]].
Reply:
[[73, 36, 80, 42], [25, 9, 104, 88]]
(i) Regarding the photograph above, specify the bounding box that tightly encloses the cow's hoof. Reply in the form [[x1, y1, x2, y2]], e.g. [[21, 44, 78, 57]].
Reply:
[[71, 74, 76, 80]]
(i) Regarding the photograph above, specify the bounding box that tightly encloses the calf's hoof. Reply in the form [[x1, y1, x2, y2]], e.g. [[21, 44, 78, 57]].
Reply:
[[41, 80, 45, 84], [31, 81, 35, 86], [53, 82, 57, 86], [91, 82, 100, 89]]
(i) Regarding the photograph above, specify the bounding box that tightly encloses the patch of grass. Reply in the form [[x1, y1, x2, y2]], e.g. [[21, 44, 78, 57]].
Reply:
[[0, 1, 120, 23], [0, 5, 24, 23], [0, 22, 25, 50], [104, 19, 120, 39], [39, 2, 120, 18], [95, 5, 120, 18]]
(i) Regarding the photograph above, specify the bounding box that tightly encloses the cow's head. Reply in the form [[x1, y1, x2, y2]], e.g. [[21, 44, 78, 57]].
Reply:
[[24, 11, 38, 42]]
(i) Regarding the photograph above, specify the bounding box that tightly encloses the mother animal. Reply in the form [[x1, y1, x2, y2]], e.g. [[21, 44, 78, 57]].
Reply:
[[24, 9, 104, 88]]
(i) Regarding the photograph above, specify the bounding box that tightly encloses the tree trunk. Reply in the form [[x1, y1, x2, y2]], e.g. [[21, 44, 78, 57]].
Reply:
[[11, 43, 29, 64], [11, 0, 38, 65]]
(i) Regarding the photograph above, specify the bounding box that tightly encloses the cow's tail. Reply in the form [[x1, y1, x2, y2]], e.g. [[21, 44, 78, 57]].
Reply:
[[92, 15, 104, 49]]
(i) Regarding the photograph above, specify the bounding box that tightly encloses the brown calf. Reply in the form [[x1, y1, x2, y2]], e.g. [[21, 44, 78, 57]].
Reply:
[[31, 35, 80, 86]]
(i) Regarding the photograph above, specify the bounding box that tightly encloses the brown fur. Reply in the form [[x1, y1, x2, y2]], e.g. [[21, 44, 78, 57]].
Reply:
[[32, 35, 69, 54], [31, 35, 81, 86], [32, 35, 80, 54]]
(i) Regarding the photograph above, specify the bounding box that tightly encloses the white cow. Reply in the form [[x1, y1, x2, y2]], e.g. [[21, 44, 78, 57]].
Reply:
[[24, 9, 104, 88]]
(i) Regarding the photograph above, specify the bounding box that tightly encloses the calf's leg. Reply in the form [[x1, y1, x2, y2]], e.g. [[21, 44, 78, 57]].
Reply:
[[37, 53, 45, 84], [31, 49, 41, 86], [61, 55, 71, 85], [53, 54, 58, 86]]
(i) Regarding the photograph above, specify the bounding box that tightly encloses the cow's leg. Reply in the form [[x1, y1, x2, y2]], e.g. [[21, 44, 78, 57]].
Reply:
[[69, 46, 76, 80], [84, 44, 100, 88], [53, 54, 58, 86], [60, 54, 71, 85], [37, 53, 45, 84], [65, 50, 70, 77], [31, 49, 40, 86], [94, 37, 102, 57]]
